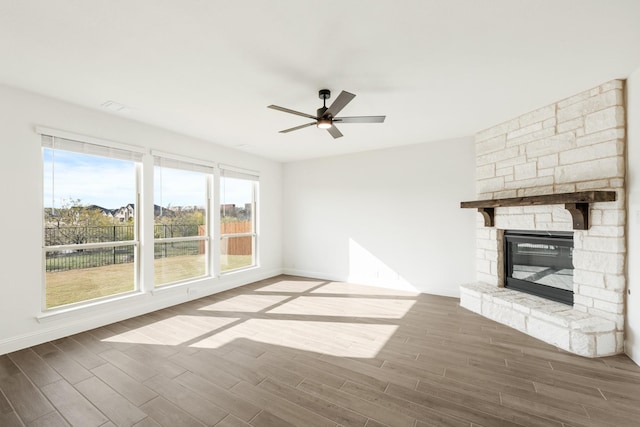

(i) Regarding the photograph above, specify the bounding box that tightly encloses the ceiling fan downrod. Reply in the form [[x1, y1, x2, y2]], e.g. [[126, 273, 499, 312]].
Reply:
[[317, 89, 330, 120]]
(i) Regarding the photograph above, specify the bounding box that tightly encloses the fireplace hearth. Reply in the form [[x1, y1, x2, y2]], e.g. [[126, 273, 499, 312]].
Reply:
[[504, 230, 574, 305]]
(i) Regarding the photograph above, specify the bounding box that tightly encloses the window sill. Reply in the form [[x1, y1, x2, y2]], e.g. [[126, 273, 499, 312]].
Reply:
[[36, 291, 146, 323], [220, 264, 259, 277], [151, 276, 212, 296]]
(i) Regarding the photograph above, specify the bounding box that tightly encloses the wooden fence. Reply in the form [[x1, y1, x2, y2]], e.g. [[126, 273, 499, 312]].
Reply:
[[198, 222, 252, 255]]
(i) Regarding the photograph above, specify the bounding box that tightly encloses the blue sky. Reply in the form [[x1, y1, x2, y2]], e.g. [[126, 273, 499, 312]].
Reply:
[[43, 149, 251, 210]]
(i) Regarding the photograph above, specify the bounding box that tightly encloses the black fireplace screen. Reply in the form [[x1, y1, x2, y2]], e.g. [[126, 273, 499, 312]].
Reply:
[[504, 230, 574, 305]]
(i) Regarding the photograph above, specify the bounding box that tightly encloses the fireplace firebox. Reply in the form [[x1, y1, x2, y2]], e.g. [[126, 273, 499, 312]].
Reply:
[[504, 230, 574, 305]]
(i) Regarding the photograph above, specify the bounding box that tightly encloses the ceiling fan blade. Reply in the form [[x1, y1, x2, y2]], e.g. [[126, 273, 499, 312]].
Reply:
[[327, 125, 343, 139], [268, 105, 317, 120], [279, 122, 316, 133], [324, 91, 355, 118], [334, 116, 386, 124]]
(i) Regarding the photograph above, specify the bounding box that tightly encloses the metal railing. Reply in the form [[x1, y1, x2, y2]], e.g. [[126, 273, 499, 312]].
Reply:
[[44, 224, 202, 272]]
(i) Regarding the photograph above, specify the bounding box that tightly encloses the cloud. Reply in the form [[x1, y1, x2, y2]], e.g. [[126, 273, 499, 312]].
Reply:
[[44, 150, 136, 209]]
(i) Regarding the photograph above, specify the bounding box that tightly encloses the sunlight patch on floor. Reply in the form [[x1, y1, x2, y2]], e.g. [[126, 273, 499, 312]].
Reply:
[[189, 319, 398, 357], [98, 276, 416, 356], [197, 294, 290, 312], [267, 296, 415, 319], [102, 316, 241, 346], [311, 281, 419, 296], [248, 320, 398, 357], [255, 279, 326, 293]]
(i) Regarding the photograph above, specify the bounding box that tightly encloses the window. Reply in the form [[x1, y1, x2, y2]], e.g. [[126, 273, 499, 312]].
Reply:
[[42, 133, 143, 309], [41, 128, 260, 310], [154, 154, 213, 286], [220, 168, 258, 272]]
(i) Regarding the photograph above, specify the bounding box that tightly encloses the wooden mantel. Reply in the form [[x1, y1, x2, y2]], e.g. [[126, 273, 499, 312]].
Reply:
[[460, 191, 617, 230]]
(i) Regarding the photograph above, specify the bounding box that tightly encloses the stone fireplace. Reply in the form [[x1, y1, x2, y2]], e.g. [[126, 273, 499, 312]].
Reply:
[[460, 80, 626, 357]]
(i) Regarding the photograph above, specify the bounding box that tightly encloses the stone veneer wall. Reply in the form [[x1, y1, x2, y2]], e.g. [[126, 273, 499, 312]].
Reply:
[[460, 80, 627, 357]]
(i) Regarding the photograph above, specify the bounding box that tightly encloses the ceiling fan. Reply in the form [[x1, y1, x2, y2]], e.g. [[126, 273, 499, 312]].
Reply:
[[267, 89, 385, 139]]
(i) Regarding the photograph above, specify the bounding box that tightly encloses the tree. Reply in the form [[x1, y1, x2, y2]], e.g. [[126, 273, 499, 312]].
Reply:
[[45, 198, 122, 246], [154, 205, 205, 238]]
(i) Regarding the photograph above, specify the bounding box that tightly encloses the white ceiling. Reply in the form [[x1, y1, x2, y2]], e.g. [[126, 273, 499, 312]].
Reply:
[[1, 1, 639, 162]]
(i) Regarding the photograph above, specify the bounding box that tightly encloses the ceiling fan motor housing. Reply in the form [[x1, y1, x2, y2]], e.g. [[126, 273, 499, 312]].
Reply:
[[317, 106, 328, 118]]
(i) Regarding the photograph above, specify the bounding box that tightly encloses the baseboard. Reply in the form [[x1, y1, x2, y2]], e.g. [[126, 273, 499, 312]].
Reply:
[[281, 268, 345, 282]]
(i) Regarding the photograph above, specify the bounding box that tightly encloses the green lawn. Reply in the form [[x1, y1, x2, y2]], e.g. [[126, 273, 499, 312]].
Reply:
[[46, 254, 254, 308]]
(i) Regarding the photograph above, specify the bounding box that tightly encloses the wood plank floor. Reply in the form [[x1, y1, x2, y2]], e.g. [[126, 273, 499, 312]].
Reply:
[[2, 275, 640, 427]]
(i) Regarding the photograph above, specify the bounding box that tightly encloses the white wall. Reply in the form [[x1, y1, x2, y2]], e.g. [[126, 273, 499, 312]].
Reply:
[[0, 84, 282, 354], [282, 138, 477, 297], [626, 67, 640, 363]]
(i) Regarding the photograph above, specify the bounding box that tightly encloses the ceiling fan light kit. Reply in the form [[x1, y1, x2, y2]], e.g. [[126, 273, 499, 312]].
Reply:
[[268, 89, 385, 139], [317, 118, 332, 129]]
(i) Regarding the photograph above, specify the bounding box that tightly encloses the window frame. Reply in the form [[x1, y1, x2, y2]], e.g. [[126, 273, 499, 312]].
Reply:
[[37, 127, 264, 316], [39, 128, 145, 311], [219, 167, 259, 273], [152, 151, 215, 287]]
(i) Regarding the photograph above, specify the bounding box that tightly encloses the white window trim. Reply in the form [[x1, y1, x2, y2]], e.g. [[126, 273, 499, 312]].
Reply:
[[37, 127, 265, 319], [41, 130, 143, 312], [220, 173, 258, 274], [153, 153, 215, 287], [36, 291, 146, 323]]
